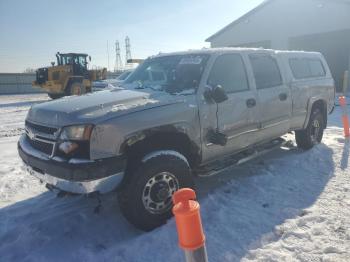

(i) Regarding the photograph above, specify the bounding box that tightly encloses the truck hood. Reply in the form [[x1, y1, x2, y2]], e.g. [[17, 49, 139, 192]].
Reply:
[[27, 88, 184, 127]]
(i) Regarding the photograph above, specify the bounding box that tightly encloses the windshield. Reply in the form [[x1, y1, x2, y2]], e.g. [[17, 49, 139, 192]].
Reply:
[[58, 55, 70, 65], [59, 55, 87, 68], [78, 56, 87, 67], [124, 54, 209, 94]]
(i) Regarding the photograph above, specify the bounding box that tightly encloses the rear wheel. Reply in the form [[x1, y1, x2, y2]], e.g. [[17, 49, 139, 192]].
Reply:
[[118, 150, 194, 231], [295, 108, 325, 150], [48, 93, 63, 99], [67, 82, 86, 96]]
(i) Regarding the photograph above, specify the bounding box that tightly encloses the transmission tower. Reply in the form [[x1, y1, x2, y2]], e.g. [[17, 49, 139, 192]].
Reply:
[[125, 36, 132, 69], [114, 41, 123, 72]]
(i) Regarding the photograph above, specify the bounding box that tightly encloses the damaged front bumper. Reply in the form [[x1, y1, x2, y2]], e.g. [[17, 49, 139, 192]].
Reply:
[[25, 165, 124, 194], [18, 134, 126, 194]]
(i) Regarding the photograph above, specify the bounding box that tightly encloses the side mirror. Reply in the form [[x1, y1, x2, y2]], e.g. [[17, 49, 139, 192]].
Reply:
[[204, 85, 228, 104], [51, 62, 55, 67]]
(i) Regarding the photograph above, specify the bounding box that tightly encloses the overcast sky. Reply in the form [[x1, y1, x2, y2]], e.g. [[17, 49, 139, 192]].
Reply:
[[0, 0, 263, 72]]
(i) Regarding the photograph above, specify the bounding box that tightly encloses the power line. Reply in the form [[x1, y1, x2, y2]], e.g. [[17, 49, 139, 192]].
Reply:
[[114, 41, 123, 72], [107, 41, 110, 71], [125, 36, 132, 69]]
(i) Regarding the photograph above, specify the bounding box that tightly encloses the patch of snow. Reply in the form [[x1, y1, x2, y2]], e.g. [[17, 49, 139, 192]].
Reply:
[[110, 98, 158, 113]]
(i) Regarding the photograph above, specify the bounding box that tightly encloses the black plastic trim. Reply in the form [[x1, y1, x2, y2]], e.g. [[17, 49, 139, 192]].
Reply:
[[18, 140, 126, 182]]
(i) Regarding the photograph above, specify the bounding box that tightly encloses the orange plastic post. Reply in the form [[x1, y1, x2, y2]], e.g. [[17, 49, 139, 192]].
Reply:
[[173, 189, 208, 262], [339, 96, 350, 137], [342, 115, 350, 137]]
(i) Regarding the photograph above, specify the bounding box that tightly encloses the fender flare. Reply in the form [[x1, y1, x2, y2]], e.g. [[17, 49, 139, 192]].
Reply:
[[303, 97, 328, 129], [119, 124, 201, 165]]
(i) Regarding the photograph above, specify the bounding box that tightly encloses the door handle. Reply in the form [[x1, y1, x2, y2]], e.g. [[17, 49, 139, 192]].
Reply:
[[279, 93, 288, 101], [246, 98, 256, 108]]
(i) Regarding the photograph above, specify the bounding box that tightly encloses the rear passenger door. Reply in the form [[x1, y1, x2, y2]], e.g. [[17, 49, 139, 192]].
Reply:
[[249, 53, 292, 139], [200, 53, 260, 161]]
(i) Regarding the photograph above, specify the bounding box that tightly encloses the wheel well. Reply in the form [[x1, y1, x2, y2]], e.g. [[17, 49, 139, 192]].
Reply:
[[311, 100, 328, 127], [123, 131, 200, 169]]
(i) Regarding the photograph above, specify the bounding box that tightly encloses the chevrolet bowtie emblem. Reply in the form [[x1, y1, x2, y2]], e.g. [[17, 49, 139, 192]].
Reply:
[[27, 129, 36, 140]]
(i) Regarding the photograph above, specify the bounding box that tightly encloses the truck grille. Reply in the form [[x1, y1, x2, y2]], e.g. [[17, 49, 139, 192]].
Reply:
[[25, 121, 58, 156], [28, 138, 54, 156], [25, 121, 58, 136]]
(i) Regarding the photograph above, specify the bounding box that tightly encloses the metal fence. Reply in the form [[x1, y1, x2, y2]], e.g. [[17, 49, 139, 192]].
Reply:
[[0, 73, 42, 94], [0, 72, 122, 95]]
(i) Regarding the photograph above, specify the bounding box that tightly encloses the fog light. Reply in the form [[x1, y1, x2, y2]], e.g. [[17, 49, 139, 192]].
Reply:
[[59, 142, 78, 154]]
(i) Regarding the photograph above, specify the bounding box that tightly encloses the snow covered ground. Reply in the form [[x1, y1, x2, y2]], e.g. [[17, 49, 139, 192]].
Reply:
[[0, 94, 349, 262]]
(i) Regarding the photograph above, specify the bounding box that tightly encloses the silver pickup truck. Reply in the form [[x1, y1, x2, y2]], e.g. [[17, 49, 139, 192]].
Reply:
[[18, 48, 335, 231]]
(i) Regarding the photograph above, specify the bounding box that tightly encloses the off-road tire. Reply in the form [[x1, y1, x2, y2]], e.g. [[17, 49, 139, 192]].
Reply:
[[118, 150, 194, 231], [295, 108, 325, 150], [48, 93, 63, 99], [66, 82, 86, 96]]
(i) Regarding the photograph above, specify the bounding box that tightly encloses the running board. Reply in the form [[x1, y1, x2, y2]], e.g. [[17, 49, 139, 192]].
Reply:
[[196, 138, 292, 178]]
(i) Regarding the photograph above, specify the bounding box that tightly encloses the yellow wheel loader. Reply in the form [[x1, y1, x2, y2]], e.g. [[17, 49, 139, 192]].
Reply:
[[32, 52, 107, 99]]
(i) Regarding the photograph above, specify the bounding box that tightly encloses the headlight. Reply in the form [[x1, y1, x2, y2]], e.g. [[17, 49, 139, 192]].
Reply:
[[59, 125, 93, 141]]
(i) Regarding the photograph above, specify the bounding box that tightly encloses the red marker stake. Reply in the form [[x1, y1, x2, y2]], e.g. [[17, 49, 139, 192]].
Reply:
[[173, 188, 208, 262], [339, 96, 350, 137]]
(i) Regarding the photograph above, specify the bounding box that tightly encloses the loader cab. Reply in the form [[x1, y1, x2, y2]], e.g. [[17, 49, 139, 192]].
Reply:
[[56, 52, 88, 76]]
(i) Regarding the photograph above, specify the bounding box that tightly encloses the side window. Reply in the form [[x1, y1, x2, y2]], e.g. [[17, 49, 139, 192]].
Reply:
[[309, 59, 326, 77], [249, 54, 283, 89], [289, 58, 326, 79], [151, 71, 165, 81], [289, 59, 311, 79], [207, 54, 249, 94]]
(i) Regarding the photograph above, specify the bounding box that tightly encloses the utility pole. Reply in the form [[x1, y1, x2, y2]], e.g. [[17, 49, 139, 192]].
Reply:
[[114, 40, 123, 72], [107, 41, 110, 72], [125, 36, 132, 69]]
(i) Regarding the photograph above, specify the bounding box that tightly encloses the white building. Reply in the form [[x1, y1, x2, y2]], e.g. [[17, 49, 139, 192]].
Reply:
[[206, 0, 350, 91]]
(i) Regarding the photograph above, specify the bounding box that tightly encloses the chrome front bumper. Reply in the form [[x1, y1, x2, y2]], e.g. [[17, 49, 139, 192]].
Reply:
[[25, 164, 124, 194]]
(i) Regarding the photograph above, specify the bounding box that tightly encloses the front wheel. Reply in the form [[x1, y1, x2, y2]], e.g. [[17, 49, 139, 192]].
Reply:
[[118, 150, 194, 231], [295, 108, 325, 150], [48, 93, 63, 99]]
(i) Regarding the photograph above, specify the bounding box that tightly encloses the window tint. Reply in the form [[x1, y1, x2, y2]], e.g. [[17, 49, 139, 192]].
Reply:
[[289, 59, 311, 79], [309, 59, 326, 77], [249, 54, 282, 89], [78, 56, 87, 68], [208, 54, 249, 93], [289, 58, 326, 79], [151, 71, 165, 81]]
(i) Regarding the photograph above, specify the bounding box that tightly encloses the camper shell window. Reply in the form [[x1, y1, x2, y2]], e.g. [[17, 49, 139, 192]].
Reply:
[[289, 58, 326, 79]]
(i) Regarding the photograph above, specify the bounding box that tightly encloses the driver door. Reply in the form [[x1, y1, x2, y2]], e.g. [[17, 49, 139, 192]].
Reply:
[[199, 53, 260, 162]]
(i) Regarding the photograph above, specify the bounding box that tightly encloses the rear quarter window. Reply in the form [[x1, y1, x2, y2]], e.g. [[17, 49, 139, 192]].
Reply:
[[289, 59, 311, 79], [309, 59, 326, 77], [289, 58, 326, 79]]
